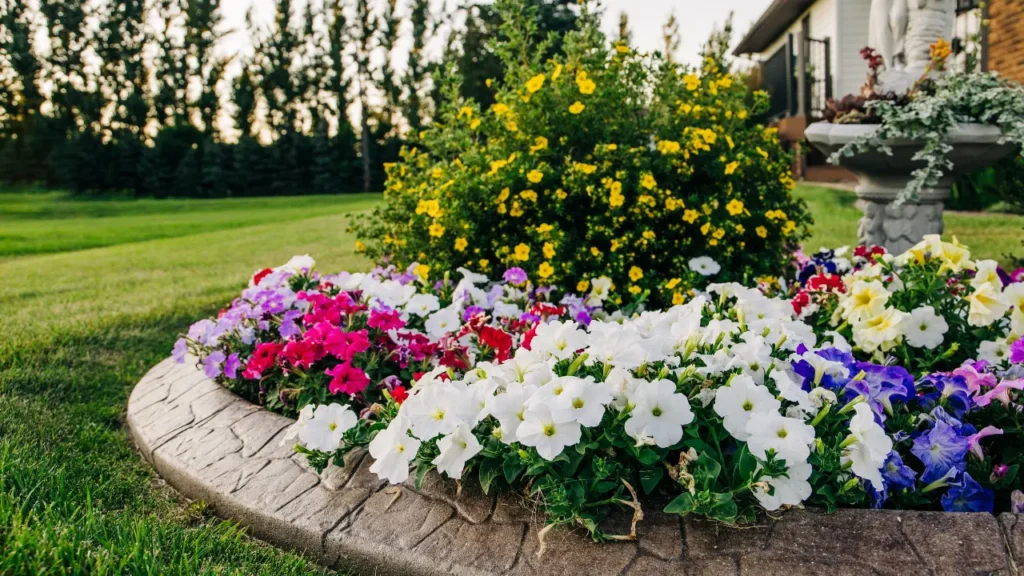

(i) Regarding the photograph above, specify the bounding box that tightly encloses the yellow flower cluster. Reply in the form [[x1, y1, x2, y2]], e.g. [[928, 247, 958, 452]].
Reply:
[[355, 34, 810, 307]]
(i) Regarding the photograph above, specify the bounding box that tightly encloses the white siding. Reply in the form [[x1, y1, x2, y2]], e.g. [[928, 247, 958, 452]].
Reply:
[[835, 0, 872, 97]]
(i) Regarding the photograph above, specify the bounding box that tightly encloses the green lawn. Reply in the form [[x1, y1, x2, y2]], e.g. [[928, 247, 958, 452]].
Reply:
[[0, 184, 1021, 574], [0, 191, 376, 575], [794, 185, 1024, 264], [0, 188, 379, 258]]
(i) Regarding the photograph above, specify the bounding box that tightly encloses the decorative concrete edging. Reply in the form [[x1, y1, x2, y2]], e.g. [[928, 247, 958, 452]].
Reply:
[[129, 358, 1022, 575]]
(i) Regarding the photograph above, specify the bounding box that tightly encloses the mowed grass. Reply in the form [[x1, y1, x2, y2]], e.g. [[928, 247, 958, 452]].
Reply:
[[0, 184, 1020, 574], [0, 192, 377, 575], [0, 188, 380, 258], [794, 185, 1024, 264]]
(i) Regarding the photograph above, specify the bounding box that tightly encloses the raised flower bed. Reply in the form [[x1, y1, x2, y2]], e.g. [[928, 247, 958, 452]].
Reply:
[[167, 235, 1024, 545]]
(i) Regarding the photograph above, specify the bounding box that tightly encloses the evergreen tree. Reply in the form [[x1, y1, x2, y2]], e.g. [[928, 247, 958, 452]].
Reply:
[[353, 0, 377, 192], [404, 0, 432, 134], [662, 10, 681, 63], [616, 11, 632, 46]]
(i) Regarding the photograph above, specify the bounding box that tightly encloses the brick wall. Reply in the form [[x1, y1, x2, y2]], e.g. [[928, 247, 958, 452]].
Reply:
[[986, 0, 1024, 83]]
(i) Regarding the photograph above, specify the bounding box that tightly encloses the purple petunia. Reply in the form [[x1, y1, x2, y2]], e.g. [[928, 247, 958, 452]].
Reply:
[[1011, 337, 1024, 364], [172, 338, 189, 364], [223, 353, 241, 379], [503, 267, 528, 285], [203, 350, 226, 379], [279, 309, 304, 339]]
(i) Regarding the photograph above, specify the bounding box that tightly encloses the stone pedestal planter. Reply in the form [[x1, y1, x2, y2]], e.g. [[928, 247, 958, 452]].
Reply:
[[128, 358, 1022, 575], [805, 122, 1014, 254]]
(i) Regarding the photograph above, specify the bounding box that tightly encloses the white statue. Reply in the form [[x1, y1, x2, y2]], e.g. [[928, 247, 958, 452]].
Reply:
[[868, 0, 954, 94]]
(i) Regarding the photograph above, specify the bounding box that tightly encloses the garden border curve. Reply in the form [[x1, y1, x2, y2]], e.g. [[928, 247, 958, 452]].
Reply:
[[129, 357, 1024, 575]]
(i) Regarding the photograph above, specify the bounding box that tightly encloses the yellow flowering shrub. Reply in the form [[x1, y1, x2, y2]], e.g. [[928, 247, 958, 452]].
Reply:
[[354, 0, 811, 307]]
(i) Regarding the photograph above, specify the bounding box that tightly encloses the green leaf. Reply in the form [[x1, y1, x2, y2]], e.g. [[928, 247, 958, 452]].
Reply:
[[503, 454, 526, 484], [639, 466, 664, 495], [638, 448, 662, 466], [693, 453, 722, 490], [415, 460, 432, 490], [735, 444, 757, 482], [707, 492, 738, 523], [663, 492, 696, 515], [479, 458, 500, 495]]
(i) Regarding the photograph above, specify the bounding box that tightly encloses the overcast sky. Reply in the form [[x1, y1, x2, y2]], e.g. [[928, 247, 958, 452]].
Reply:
[[219, 0, 776, 67]]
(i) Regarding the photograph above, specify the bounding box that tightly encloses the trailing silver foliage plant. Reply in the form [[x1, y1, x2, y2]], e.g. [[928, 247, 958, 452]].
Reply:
[[830, 72, 1024, 203]]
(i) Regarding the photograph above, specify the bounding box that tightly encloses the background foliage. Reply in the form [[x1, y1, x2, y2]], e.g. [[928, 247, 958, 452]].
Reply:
[[0, 0, 576, 197]]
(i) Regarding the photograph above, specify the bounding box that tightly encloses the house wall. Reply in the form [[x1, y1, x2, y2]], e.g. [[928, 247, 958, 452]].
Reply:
[[835, 0, 872, 97], [986, 0, 1024, 83], [757, 0, 839, 99]]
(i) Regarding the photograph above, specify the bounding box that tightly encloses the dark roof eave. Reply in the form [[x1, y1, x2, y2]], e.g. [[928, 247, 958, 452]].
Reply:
[[733, 0, 818, 56]]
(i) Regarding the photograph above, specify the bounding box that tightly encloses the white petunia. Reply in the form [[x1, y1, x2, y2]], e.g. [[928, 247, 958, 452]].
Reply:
[[517, 404, 582, 460], [585, 321, 646, 370], [432, 422, 483, 479], [978, 339, 1011, 365], [903, 306, 949, 349], [553, 377, 613, 427], [276, 254, 315, 274], [713, 375, 781, 441], [281, 404, 315, 446], [405, 293, 441, 317], [487, 383, 537, 444], [624, 379, 694, 448], [841, 404, 893, 491], [298, 403, 358, 452], [770, 369, 812, 412], [369, 414, 422, 484], [752, 460, 812, 511], [404, 382, 467, 440], [688, 256, 721, 276], [424, 305, 462, 338], [605, 367, 642, 410], [530, 320, 589, 361], [745, 412, 816, 464]]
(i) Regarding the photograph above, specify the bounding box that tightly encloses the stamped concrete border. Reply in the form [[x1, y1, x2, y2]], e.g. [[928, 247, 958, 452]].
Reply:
[[129, 358, 1022, 575]]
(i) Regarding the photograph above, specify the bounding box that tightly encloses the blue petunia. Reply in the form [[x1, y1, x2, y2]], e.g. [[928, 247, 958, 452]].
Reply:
[[911, 420, 969, 484], [941, 473, 994, 513], [882, 452, 918, 489], [917, 374, 972, 419]]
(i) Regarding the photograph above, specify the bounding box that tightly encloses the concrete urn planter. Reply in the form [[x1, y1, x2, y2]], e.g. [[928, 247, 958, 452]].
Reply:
[[804, 122, 1014, 254]]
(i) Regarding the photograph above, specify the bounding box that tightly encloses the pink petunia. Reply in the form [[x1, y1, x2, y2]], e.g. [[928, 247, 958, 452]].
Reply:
[[967, 425, 1003, 459], [326, 362, 371, 396], [973, 379, 1024, 408]]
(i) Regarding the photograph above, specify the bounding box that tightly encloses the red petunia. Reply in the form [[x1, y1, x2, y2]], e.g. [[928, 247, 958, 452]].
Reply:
[[390, 385, 408, 404], [479, 326, 513, 362], [252, 267, 274, 285], [791, 291, 810, 316], [521, 323, 539, 351], [807, 273, 845, 293]]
